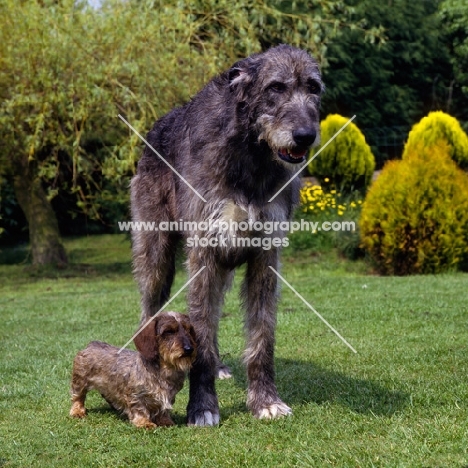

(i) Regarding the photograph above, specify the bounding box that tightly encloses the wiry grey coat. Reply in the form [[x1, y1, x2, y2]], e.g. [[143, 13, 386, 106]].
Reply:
[[130, 44, 323, 426]]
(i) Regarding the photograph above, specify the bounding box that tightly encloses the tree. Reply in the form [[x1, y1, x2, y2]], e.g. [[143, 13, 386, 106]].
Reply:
[[402, 111, 468, 169], [439, 0, 468, 126], [321, 0, 455, 129], [0, 0, 207, 264], [360, 143, 468, 275], [308, 114, 375, 193]]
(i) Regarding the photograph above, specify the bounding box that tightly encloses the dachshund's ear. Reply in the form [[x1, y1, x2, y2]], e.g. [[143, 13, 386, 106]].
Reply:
[[179, 315, 198, 346], [189, 324, 197, 343], [133, 319, 158, 361]]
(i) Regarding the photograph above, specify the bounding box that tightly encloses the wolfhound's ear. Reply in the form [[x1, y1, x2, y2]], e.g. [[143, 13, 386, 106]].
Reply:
[[228, 59, 257, 101], [228, 66, 250, 86], [133, 319, 159, 361]]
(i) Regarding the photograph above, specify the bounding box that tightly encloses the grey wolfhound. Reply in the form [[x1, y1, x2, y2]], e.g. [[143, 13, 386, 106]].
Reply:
[[131, 44, 323, 426]]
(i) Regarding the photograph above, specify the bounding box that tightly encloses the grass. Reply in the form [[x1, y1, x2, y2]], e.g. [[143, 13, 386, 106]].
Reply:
[[1, 234, 467, 467]]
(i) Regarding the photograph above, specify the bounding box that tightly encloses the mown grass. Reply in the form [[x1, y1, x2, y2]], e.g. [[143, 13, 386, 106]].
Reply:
[[1, 234, 467, 467]]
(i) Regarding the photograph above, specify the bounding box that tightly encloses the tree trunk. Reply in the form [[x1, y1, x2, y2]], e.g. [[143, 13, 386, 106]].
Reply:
[[13, 160, 68, 266]]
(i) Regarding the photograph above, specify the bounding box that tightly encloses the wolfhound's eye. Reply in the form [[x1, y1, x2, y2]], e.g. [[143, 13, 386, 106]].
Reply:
[[268, 82, 287, 93], [307, 80, 321, 95]]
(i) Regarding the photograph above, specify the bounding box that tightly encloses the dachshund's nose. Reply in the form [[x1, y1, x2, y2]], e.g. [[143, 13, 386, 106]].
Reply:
[[183, 345, 194, 356]]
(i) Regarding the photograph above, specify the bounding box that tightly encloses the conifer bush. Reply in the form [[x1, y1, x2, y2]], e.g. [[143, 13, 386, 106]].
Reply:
[[308, 114, 375, 193], [359, 144, 468, 275], [402, 111, 468, 169]]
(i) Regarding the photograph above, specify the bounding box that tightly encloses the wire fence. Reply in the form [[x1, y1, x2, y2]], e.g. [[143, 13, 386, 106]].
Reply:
[[361, 126, 410, 169], [361, 121, 468, 169]]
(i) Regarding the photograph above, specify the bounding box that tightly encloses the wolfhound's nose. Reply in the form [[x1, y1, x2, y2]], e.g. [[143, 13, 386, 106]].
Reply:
[[292, 128, 316, 146]]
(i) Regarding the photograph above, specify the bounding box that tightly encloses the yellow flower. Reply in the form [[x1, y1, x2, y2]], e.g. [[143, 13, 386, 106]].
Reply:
[[324, 178, 330, 183], [338, 211, 344, 216]]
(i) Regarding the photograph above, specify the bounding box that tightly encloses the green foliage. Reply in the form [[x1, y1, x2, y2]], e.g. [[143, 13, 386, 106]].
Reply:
[[360, 144, 468, 275], [322, 0, 457, 129], [308, 114, 375, 193], [440, 0, 468, 106], [402, 111, 468, 170]]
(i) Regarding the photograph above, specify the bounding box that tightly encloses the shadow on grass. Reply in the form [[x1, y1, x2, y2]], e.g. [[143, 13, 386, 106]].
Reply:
[[224, 357, 408, 417], [86, 404, 189, 427], [76, 356, 408, 428], [0, 243, 29, 264], [86, 405, 125, 417], [0, 241, 187, 281], [22, 262, 133, 279], [279, 358, 408, 416]]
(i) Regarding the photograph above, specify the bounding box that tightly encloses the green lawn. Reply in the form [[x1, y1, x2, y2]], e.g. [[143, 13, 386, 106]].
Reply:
[[0, 235, 467, 467]]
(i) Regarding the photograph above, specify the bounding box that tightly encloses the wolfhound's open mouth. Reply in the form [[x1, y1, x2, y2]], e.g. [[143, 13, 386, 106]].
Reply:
[[277, 147, 308, 164]]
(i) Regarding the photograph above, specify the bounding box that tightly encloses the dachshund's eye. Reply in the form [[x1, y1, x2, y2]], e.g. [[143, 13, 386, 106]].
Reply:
[[307, 80, 321, 95], [162, 328, 177, 336], [268, 82, 287, 93]]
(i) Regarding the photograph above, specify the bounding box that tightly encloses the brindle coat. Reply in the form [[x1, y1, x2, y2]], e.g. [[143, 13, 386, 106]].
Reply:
[[70, 312, 196, 428]]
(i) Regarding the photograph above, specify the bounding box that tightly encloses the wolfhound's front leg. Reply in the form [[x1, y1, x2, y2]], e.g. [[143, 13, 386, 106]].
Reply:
[[243, 249, 292, 419], [132, 229, 178, 325], [186, 250, 231, 426]]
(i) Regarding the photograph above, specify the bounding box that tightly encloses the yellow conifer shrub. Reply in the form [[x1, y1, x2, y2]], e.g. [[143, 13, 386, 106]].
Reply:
[[308, 114, 375, 193], [360, 144, 468, 275], [402, 111, 468, 169]]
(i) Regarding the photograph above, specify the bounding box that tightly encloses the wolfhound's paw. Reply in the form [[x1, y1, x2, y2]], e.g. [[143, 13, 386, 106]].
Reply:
[[255, 401, 292, 420], [217, 364, 233, 380], [187, 410, 220, 427]]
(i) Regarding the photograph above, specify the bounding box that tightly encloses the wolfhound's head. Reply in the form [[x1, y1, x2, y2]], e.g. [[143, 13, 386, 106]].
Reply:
[[228, 44, 323, 167]]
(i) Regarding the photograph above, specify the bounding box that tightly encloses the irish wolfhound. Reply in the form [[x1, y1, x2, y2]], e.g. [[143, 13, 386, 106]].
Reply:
[[131, 44, 323, 426]]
